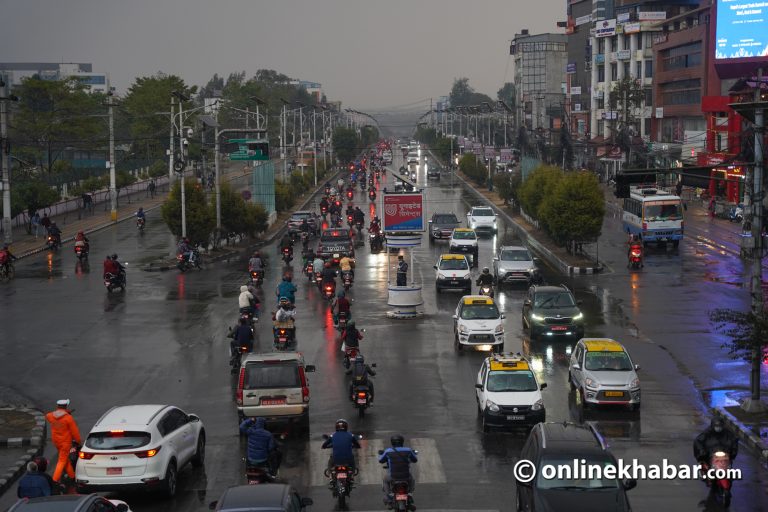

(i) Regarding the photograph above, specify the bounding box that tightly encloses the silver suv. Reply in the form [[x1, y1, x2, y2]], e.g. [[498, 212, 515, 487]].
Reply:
[[235, 352, 316, 434], [493, 245, 539, 286]]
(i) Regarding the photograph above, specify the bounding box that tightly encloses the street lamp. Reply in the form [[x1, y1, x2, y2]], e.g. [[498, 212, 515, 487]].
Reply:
[[171, 90, 190, 239], [0, 78, 19, 244]]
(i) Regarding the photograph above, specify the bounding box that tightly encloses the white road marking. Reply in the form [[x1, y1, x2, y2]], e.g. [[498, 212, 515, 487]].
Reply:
[[410, 437, 447, 484]]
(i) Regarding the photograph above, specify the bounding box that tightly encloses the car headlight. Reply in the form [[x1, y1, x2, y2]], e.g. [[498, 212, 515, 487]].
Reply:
[[463, 274, 471, 279], [573, 312, 584, 321], [494, 324, 504, 333], [630, 378, 640, 389], [528, 267, 537, 274], [531, 313, 544, 321], [531, 399, 544, 411], [585, 378, 597, 389], [486, 400, 500, 412], [458, 324, 468, 334], [437, 273, 446, 279]]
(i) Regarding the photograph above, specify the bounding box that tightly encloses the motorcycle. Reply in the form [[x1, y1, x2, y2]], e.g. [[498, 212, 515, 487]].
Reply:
[[324, 185, 331, 196], [104, 271, 126, 292], [323, 280, 336, 301], [282, 246, 293, 264], [46, 233, 62, 251], [321, 205, 329, 217], [369, 189, 376, 202], [74, 242, 89, 261], [378, 448, 417, 512], [245, 460, 276, 484], [177, 249, 202, 272], [347, 214, 354, 228], [628, 245, 643, 269], [314, 271, 324, 289], [300, 231, 310, 251], [346, 189, 354, 200], [478, 284, 494, 298], [701, 450, 733, 508], [352, 376, 374, 419], [337, 311, 349, 330], [273, 322, 296, 351], [342, 270, 353, 291], [137, 217, 145, 231], [304, 263, 314, 281], [728, 204, 744, 223], [250, 269, 264, 287], [323, 457, 359, 509], [342, 345, 360, 370], [240, 306, 258, 326], [332, 215, 343, 228], [369, 232, 384, 252], [360, 180, 367, 191], [230, 342, 250, 373]]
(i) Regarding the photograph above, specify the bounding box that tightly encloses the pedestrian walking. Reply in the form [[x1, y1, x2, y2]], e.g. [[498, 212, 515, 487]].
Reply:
[[396, 255, 408, 287], [31, 211, 41, 238], [148, 179, 156, 198], [675, 181, 683, 197], [708, 197, 716, 219], [45, 399, 81, 483], [40, 213, 51, 232]]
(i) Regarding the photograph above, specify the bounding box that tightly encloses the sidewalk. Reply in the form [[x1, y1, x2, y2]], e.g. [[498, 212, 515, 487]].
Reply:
[[0, 389, 45, 497]]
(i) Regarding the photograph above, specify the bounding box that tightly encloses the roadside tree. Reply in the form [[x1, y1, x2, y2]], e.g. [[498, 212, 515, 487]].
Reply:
[[161, 179, 214, 245], [539, 171, 604, 252], [518, 165, 563, 219]]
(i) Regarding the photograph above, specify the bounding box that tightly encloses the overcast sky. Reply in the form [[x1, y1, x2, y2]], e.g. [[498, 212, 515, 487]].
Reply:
[[1, 0, 563, 111]]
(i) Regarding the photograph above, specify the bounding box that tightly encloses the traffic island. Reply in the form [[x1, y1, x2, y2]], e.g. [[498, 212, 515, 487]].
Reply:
[[386, 285, 424, 319], [715, 404, 768, 463], [0, 408, 46, 497]]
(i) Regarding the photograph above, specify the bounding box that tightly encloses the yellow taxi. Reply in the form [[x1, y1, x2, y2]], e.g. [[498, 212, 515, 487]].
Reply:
[[434, 254, 472, 293], [475, 353, 546, 431], [453, 295, 505, 352], [568, 338, 641, 410]]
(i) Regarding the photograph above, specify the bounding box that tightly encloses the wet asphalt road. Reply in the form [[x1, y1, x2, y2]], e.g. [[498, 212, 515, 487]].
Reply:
[[1, 152, 767, 512]]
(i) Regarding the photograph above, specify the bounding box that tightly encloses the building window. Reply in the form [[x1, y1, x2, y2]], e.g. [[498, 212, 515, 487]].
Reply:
[[636, 60, 642, 78], [598, 65, 605, 82], [623, 61, 631, 77], [611, 63, 618, 81], [660, 42, 703, 71], [636, 33, 643, 50], [597, 120, 605, 136], [660, 79, 701, 105], [598, 38, 606, 54], [644, 60, 653, 78], [644, 88, 652, 106], [596, 98, 605, 109], [644, 118, 651, 136]]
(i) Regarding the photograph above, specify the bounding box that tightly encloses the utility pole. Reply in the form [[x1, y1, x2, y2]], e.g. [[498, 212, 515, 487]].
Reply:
[[1, 78, 18, 244], [172, 91, 189, 239], [169, 97, 175, 181], [107, 91, 117, 221]]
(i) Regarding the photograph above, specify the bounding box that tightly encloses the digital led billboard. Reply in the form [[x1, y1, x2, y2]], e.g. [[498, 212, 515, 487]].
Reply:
[[714, 0, 768, 77]]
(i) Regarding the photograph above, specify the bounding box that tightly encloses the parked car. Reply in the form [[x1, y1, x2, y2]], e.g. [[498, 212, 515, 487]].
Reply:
[[521, 284, 585, 340], [236, 351, 316, 434], [75, 405, 205, 498], [210, 484, 313, 512], [516, 422, 636, 511], [569, 338, 641, 410]]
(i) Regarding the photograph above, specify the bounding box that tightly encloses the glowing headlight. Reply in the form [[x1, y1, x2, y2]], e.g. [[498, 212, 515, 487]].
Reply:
[[531, 313, 544, 321], [573, 312, 584, 321], [531, 399, 544, 411], [459, 324, 469, 334], [486, 400, 500, 412]]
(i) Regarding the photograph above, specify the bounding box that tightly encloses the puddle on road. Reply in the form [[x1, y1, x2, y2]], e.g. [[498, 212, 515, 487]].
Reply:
[[702, 389, 745, 408]]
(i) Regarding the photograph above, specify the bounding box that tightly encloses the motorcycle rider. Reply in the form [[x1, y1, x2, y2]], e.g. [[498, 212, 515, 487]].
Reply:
[[248, 251, 265, 274], [17, 460, 52, 498], [239, 417, 281, 476], [353, 207, 365, 227], [111, 254, 126, 282], [177, 237, 195, 264], [275, 274, 297, 305], [321, 419, 361, 471], [136, 207, 146, 226], [274, 297, 297, 324], [279, 233, 293, 256], [347, 354, 376, 403], [102, 254, 118, 280], [0, 244, 17, 273], [341, 319, 363, 350], [313, 255, 326, 280], [320, 196, 330, 214], [45, 399, 81, 484], [322, 261, 338, 287], [368, 216, 381, 234], [694, 417, 738, 467], [238, 284, 258, 320], [332, 290, 352, 325], [47, 222, 62, 245], [627, 233, 644, 268], [337, 177, 345, 190], [74, 231, 89, 252], [476, 267, 496, 289], [339, 254, 355, 280], [345, 203, 355, 222], [230, 316, 254, 355], [378, 435, 418, 507]]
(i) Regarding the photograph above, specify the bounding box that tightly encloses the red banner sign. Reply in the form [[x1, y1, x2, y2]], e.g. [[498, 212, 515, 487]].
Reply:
[[383, 193, 425, 232]]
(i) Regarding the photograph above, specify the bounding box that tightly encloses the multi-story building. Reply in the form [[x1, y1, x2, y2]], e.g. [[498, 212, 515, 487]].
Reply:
[[511, 31, 568, 136], [0, 62, 109, 93], [290, 79, 323, 103], [566, 0, 596, 152]]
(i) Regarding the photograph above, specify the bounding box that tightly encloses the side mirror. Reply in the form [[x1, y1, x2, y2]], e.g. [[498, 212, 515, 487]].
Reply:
[[188, 414, 200, 422], [433, 265, 438, 270], [301, 497, 314, 507], [634, 364, 641, 371], [116, 505, 129, 512], [493, 256, 499, 261], [371, 363, 377, 368], [452, 314, 458, 319], [540, 383, 548, 390], [475, 384, 483, 390], [533, 257, 541, 263], [500, 314, 506, 319], [208, 502, 218, 510], [305, 365, 316, 373], [623, 478, 637, 491], [523, 299, 531, 306], [572, 363, 581, 371]]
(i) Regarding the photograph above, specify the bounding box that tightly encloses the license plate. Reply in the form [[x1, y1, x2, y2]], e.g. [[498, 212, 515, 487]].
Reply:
[[337, 473, 347, 479], [278, 337, 287, 342], [475, 335, 491, 340], [605, 391, 624, 397], [450, 280, 458, 284], [261, 399, 286, 406], [107, 467, 122, 475], [396, 494, 408, 501], [507, 415, 525, 421], [357, 399, 367, 404], [551, 326, 568, 331]]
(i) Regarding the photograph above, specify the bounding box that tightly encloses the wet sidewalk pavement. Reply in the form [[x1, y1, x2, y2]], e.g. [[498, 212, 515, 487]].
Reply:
[[717, 403, 768, 463], [0, 389, 45, 497]]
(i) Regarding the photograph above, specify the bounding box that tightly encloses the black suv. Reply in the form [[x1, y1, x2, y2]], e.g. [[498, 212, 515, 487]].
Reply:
[[427, 166, 441, 180], [522, 284, 585, 340], [516, 422, 636, 511], [428, 212, 461, 241]]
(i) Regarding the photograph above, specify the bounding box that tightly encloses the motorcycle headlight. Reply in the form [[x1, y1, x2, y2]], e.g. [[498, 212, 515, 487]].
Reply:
[[573, 312, 584, 321], [531, 399, 544, 411], [494, 324, 504, 334], [630, 378, 640, 389], [458, 324, 469, 334], [486, 400, 500, 412], [531, 313, 544, 321]]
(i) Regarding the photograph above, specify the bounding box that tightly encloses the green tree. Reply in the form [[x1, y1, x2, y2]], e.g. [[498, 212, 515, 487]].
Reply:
[[9, 77, 105, 174], [360, 125, 379, 148], [10, 180, 60, 232], [449, 78, 494, 107], [493, 172, 522, 206], [710, 309, 768, 407], [219, 183, 268, 238], [333, 127, 359, 163], [459, 153, 487, 186], [148, 160, 167, 178], [539, 171, 604, 251], [121, 73, 197, 161], [434, 137, 454, 164], [518, 165, 563, 219], [115, 170, 137, 202], [608, 77, 645, 159], [161, 179, 214, 245], [497, 82, 516, 111]]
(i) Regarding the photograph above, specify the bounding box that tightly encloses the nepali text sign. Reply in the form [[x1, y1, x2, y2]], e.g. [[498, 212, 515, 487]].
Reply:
[[499, 148, 513, 163], [473, 142, 483, 154], [566, 62, 577, 74], [383, 193, 425, 232], [484, 147, 496, 159]]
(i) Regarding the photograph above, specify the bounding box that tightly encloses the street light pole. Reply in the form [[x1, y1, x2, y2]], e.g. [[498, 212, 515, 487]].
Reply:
[[0, 80, 18, 244], [172, 91, 190, 239], [169, 97, 175, 181], [107, 92, 117, 221], [312, 107, 318, 186]]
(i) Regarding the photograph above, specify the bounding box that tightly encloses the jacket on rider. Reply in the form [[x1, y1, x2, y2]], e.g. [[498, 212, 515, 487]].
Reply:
[[239, 418, 275, 464], [322, 267, 338, 283], [276, 280, 297, 302], [694, 423, 738, 463], [343, 326, 362, 348], [103, 257, 119, 278], [322, 430, 360, 467], [238, 285, 255, 309], [476, 273, 495, 286], [378, 446, 418, 480]]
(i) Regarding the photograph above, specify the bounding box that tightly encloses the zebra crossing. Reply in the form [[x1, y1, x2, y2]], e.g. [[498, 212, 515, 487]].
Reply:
[[308, 437, 447, 487]]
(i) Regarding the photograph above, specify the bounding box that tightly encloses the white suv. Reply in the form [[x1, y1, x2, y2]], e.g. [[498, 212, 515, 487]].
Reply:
[[449, 228, 479, 267], [76, 404, 205, 498], [467, 206, 497, 234]]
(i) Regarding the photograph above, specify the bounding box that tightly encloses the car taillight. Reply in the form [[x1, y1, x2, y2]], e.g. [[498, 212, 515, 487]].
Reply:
[[78, 451, 95, 460], [642, 222, 647, 231], [134, 447, 161, 458], [299, 367, 309, 402], [236, 368, 246, 405]]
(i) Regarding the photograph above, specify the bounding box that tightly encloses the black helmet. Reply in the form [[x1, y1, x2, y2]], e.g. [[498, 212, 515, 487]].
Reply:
[[335, 419, 349, 432], [111, 253, 118, 260], [390, 435, 404, 448], [482, 267, 490, 274], [711, 417, 725, 432]]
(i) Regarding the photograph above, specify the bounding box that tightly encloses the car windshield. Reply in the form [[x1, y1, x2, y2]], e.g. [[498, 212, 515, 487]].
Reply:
[[460, 304, 500, 320], [536, 456, 619, 490], [534, 291, 575, 308], [291, 213, 311, 221], [453, 231, 476, 240], [433, 215, 458, 224], [85, 431, 151, 450], [321, 230, 350, 242], [486, 370, 538, 392], [245, 362, 300, 389], [644, 203, 682, 221], [472, 208, 494, 217], [585, 351, 633, 371], [439, 258, 468, 270], [500, 250, 532, 262]]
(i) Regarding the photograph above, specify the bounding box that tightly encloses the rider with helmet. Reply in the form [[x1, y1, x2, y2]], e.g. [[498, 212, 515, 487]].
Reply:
[[249, 251, 265, 273], [321, 261, 338, 284], [368, 216, 381, 234], [347, 354, 376, 403], [321, 419, 361, 470], [239, 417, 281, 476], [341, 319, 363, 350], [111, 254, 126, 280], [239, 285, 257, 318], [332, 290, 352, 325], [476, 267, 496, 287], [0, 244, 17, 273], [177, 237, 195, 264], [275, 274, 297, 305], [74, 230, 89, 250], [627, 233, 644, 268], [274, 297, 296, 324], [694, 417, 739, 465], [378, 435, 418, 505]]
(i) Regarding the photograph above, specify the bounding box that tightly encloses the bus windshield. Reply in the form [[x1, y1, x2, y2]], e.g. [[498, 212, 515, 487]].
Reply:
[[644, 203, 682, 222]]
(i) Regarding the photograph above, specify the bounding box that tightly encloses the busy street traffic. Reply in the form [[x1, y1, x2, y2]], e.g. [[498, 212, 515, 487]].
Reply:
[[1, 144, 767, 511]]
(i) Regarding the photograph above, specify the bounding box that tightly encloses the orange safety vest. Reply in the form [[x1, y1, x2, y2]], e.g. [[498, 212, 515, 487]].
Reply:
[[46, 409, 81, 448]]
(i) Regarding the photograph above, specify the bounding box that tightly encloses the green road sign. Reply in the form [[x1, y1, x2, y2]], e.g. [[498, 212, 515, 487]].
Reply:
[[228, 139, 269, 161]]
